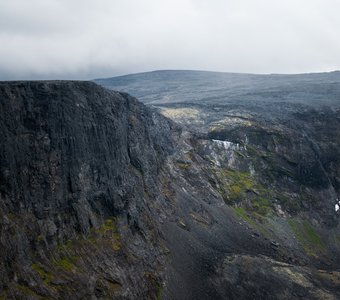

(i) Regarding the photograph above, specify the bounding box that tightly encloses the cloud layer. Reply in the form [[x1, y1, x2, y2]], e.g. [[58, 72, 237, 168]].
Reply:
[[1, 0, 340, 79]]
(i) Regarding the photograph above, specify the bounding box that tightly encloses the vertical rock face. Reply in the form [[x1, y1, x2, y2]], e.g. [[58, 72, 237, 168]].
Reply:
[[0, 81, 176, 299]]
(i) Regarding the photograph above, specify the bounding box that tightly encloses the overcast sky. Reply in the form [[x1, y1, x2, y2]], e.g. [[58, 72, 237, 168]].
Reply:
[[1, 0, 340, 80]]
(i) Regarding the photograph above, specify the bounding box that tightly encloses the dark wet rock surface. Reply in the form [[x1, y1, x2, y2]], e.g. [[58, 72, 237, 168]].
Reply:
[[0, 81, 176, 299]]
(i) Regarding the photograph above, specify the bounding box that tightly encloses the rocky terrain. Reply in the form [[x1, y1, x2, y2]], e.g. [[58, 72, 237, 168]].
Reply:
[[0, 81, 176, 299], [0, 73, 340, 299]]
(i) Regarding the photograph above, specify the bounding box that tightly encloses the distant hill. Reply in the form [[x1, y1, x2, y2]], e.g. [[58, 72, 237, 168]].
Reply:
[[94, 70, 340, 106]]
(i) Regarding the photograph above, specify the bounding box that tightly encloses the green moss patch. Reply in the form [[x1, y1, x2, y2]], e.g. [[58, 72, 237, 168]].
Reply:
[[96, 218, 117, 234], [176, 162, 191, 170], [213, 168, 272, 216], [234, 207, 251, 222], [50, 218, 122, 276], [32, 263, 54, 284], [56, 218, 122, 260], [53, 256, 79, 272], [288, 219, 326, 257], [95, 218, 122, 250], [233, 207, 271, 237]]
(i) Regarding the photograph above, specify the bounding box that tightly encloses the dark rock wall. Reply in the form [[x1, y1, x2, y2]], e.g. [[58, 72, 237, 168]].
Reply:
[[0, 81, 175, 299]]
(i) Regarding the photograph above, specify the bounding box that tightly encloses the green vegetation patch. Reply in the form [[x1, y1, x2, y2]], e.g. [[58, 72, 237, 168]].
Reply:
[[176, 162, 191, 170], [155, 281, 164, 300], [96, 218, 117, 234], [144, 271, 164, 300], [95, 218, 122, 250], [58, 218, 122, 254], [234, 207, 253, 223], [51, 217, 122, 275], [0, 289, 7, 300], [213, 168, 272, 216], [26, 218, 125, 296], [32, 263, 54, 284], [14, 283, 48, 299], [288, 219, 326, 257], [233, 207, 271, 237], [53, 256, 79, 272]]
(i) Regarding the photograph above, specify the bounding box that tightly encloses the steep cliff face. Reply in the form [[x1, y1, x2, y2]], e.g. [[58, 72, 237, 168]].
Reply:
[[0, 81, 176, 299]]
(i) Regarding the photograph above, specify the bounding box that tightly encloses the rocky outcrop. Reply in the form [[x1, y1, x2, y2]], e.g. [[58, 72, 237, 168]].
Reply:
[[0, 81, 176, 299]]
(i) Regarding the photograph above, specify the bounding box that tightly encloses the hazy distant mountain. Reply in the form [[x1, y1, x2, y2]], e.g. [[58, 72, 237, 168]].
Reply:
[[94, 70, 340, 106]]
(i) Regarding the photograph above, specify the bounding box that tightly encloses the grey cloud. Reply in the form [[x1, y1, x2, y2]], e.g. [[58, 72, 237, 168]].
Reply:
[[0, 0, 340, 80]]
